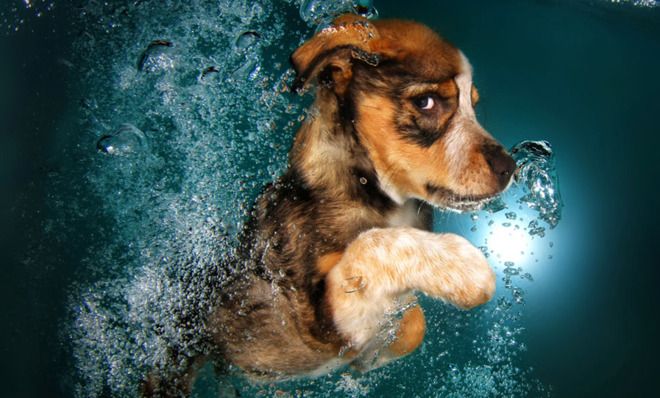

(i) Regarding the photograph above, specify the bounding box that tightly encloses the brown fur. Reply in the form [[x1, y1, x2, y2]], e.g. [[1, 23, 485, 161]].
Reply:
[[389, 306, 426, 357], [141, 14, 516, 397]]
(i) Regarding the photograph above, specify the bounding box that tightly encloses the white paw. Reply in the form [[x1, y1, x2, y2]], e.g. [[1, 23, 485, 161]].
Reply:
[[431, 233, 496, 309]]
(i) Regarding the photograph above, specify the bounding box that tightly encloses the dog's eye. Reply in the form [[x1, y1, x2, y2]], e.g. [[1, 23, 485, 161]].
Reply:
[[413, 95, 436, 111]]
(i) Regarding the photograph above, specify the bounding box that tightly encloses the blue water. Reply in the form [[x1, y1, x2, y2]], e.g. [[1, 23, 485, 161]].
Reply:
[[1, 0, 659, 397]]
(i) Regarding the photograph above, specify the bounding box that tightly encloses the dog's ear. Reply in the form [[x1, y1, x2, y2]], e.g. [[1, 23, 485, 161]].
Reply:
[[291, 14, 380, 96]]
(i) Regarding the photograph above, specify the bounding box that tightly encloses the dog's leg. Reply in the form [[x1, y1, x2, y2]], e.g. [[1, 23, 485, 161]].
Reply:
[[140, 355, 206, 398], [386, 304, 426, 357], [326, 227, 495, 352], [349, 301, 427, 372]]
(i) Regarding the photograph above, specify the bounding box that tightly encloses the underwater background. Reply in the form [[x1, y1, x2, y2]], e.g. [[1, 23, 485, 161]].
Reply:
[[1, 0, 659, 397]]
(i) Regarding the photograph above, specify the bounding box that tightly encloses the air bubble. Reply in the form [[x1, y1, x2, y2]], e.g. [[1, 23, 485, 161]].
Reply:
[[354, 0, 379, 19], [527, 220, 546, 238], [96, 124, 148, 156], [137, 40, 175, 72], [80, 97, 98, 111], [497, 297, 512, 311], [235, 31, 260, 52], [512, 287, 525, 304], [299, 0, 354, 26], [484, 197, 507, 213], [521, 272, 534, 281], [199, 66, 219, 83]]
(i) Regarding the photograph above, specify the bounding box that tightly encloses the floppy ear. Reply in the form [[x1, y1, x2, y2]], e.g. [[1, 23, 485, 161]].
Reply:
[[291, 14, 381, 96]]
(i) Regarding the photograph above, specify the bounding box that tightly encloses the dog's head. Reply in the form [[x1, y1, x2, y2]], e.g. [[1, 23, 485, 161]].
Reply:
[[291, 15, 515, 211]]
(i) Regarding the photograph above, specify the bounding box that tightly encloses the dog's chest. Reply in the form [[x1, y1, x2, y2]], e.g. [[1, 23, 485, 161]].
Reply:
[[385, 200, 426, 229]]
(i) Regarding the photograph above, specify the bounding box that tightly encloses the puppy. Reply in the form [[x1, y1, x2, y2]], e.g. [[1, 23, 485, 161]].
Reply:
[[142, 14, 516, 397]]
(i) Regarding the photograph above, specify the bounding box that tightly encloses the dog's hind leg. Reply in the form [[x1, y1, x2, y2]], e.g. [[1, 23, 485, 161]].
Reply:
[[326, 227, 495, 353], [349, 301, 427, 371], [386, 304, 426, 356], [140, 355, 206, 398]]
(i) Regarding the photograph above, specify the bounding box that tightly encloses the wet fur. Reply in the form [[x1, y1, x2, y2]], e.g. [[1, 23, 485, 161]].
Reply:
[[142, 15, 516, 397]]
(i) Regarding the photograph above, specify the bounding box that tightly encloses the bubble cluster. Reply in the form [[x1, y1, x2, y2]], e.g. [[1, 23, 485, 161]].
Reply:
[[65, 0, 304, 396], [0, 0, 55, 35], [608, 0, 658, 7], [299, 0, 378, 28], [511, 140, 563, 228], [299, 0, 354, 26]]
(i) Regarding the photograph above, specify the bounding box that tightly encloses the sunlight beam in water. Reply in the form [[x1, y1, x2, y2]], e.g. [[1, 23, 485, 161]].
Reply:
[[486, 223, 535, 264]]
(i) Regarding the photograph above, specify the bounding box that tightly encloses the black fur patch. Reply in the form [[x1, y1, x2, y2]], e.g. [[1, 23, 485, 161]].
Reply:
[[349, 166, 395, 212], [398, 117, 447, 147], [350, 62, 457, 148]]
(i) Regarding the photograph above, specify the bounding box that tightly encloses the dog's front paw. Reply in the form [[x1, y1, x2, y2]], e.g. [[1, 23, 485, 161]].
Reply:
[[430, 233, 496, 309]]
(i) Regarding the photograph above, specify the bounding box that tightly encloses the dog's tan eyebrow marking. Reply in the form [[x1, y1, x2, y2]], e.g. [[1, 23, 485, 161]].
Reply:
[[401, 79, 458, 99]]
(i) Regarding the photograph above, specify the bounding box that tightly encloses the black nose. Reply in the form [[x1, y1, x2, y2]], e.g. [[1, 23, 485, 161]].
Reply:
[[482, 143, 516, 189]]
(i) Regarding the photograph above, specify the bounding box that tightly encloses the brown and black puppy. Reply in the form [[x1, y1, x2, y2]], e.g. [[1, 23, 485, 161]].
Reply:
[[143, 14, 516, 396]]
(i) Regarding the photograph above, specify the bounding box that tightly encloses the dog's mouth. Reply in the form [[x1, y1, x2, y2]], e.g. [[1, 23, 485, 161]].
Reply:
[[425, 184, 502, 212]]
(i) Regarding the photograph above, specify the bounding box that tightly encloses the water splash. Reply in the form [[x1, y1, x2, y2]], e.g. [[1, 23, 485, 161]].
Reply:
[[511, 140, 563, 228]]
